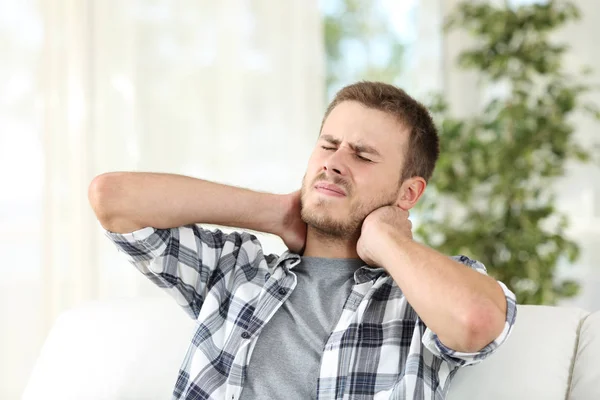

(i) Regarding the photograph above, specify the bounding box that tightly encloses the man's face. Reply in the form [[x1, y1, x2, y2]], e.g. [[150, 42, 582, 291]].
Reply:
[[301, 101, 409, 237]]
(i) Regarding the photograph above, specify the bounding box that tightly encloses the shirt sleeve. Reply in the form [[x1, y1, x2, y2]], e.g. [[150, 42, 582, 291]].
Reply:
[[421, 255, 518, 367], [103, 224, 261, 319]]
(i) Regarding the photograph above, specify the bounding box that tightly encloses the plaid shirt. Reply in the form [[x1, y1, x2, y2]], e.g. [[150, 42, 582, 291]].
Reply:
[[105, 224, 517, 400]]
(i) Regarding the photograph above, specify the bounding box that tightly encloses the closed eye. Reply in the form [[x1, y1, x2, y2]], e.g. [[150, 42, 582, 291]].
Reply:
[[321, 145, 373, 162]]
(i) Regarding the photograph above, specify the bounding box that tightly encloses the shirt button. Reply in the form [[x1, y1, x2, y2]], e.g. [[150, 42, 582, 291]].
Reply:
[[265, 273, 271, 281], [278, 288, 287, 296], [241, 331, 250, 339]]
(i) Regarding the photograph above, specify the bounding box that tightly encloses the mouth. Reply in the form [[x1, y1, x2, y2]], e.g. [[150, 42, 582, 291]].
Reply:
[[314, 182, 346, 197]]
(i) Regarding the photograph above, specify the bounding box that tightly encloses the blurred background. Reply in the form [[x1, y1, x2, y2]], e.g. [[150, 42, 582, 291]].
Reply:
[[1, 0, 599, 398]]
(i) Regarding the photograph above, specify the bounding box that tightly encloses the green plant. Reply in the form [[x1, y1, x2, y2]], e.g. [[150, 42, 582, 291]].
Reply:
[[416, 0, 600, 305]]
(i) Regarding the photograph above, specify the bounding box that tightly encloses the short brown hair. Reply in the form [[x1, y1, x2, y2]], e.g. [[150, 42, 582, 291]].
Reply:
[[321, 81, 439, 182]]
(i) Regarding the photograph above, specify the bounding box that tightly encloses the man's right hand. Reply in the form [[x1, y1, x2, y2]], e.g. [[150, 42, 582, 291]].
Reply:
[[278, 190, 307, 254]]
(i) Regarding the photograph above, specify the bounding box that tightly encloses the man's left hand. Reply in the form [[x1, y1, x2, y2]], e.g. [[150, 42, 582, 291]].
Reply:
[[357, 205, 413, 267]]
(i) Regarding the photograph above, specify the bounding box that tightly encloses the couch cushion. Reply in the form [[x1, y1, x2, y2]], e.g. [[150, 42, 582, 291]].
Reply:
[[569, 310, 600, 400], [23, 296, 195, 400], [448, 305, 590, 400]]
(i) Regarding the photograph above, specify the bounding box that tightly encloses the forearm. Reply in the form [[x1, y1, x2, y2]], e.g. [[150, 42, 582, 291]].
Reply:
[[380, 234, 506, 352], [88, 171, 285, 234]]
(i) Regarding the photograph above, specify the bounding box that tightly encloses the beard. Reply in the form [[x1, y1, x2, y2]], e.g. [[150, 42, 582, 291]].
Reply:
[[300, 172, 400, 238]]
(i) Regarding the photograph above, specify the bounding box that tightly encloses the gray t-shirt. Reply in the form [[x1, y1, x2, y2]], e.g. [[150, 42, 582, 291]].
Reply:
[[239, 256, 363, 399]]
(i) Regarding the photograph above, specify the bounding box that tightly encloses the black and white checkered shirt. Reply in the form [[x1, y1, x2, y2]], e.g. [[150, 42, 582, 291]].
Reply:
[[105, 224, 517, 400]]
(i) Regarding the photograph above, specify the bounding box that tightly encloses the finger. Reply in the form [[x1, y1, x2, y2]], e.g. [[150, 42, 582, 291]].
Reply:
[[396, 202, 411, 214], [396, 203, 408, 211]]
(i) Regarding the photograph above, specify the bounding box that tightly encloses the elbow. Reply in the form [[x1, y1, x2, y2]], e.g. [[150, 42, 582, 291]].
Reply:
[[461, 305, 506, 353], [88, 172, 146, 233], [88, 172, 125, 224]]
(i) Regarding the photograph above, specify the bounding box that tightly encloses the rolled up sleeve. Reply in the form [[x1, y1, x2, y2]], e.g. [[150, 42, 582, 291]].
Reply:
[[105, 224, 238, 319]]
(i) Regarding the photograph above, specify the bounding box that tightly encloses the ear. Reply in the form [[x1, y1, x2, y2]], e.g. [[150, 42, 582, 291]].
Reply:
[[395, 177, 426, 210]]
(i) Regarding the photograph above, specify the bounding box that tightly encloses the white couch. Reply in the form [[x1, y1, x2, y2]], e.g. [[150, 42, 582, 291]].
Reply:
[[23, 297, 600, 399]]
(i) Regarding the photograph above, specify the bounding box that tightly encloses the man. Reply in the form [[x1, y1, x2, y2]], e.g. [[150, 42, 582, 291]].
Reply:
[[88, 81, 517, 400]]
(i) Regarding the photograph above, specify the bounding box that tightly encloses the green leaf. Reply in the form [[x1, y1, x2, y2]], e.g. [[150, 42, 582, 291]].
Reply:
[[415, 0, 598, 305]]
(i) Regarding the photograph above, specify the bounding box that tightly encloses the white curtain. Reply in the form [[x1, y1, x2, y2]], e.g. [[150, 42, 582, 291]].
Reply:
[[1, 0, 324, 398], [0, 2, 45, 398]]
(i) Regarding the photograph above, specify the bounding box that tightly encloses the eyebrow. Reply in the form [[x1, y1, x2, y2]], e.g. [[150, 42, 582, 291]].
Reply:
[[320, 134, 382, 158]]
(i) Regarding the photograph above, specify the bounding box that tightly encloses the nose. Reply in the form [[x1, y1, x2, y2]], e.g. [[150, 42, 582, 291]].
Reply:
[[323, 148, 348, 176]]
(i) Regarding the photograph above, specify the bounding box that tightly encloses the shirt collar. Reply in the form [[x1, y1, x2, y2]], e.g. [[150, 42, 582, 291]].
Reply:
[[279, 251, 387, 284]]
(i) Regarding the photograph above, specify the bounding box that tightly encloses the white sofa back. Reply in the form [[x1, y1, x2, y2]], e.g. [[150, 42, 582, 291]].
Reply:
[[449, 305, 599, 399], [23, 298, 599, 399]]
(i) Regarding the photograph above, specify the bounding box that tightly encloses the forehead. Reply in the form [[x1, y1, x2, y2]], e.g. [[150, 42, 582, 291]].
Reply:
[[320, 101, 408, 157]]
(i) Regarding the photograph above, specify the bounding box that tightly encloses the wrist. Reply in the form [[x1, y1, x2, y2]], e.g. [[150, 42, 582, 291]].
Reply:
[[279, 192, 300, 235], [379, 227, 412, 256], [262, 193, 290, 236]]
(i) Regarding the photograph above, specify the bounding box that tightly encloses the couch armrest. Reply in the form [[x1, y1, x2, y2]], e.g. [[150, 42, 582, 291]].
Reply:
[[448, 305, 590, 400], [23, 297, 195, 400]]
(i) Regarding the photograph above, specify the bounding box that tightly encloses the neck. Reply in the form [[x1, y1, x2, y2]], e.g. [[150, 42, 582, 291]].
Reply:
[[302, 226, 361, 259]]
